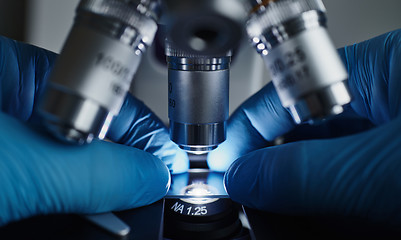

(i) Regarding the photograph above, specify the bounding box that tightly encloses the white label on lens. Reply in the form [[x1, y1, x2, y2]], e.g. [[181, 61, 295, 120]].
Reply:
[[49, 26, 141, 114], [171, 202, 184, 214], [170, 201, 209, 216], [263, 27, 348, 107]]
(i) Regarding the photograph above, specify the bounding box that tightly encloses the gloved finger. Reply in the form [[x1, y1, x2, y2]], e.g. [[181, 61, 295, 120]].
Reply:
[[281, 109, 374, 143], [225, 116, 401, 224], [207, 87, 370, 172], [337, 29, 401, 125], [0, 36, 57, 121], [107, 94, 189, 174], [0, 112, 170, 226], [207, 83, 296, 171]]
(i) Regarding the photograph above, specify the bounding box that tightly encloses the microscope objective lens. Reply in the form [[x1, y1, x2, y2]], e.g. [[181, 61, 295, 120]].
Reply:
[[166, 40, 230, 152], [38, 0, 160, 144], [247, 0, 351, 123]]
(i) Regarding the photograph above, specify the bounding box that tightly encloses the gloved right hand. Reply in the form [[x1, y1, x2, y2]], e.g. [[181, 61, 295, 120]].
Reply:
[[208, 29, 401, 224]]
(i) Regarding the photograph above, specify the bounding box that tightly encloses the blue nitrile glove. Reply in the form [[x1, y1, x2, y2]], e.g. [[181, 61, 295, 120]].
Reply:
[[0, 36, 188, 226], [208, 29, 401, 224]]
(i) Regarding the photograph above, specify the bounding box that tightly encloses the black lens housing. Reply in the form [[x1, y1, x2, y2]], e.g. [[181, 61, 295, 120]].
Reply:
[[164, 198, 250, 240]]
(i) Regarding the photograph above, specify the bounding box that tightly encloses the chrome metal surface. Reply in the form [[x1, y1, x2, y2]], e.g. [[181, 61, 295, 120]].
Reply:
[[247, 0, 351, 123], [170, 121, 225, 152], [40, 88, 113, 144], [289, 80, 351, 123], [167, 43, 230, 152], [39, 0, 159, 144]]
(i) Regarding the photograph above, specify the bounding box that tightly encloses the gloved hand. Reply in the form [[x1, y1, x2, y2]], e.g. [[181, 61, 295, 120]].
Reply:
[[208, 29, 401, 224], [0, 36, 188, 226]]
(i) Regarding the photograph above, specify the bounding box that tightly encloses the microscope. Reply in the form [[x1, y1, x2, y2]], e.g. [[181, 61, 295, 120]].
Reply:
[[36, 0, 351, 239], [38, 0, 350, 149]]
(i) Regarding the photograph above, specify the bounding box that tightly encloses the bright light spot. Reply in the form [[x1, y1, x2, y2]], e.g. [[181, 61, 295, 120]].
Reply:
[[252, 37, 260, 43], [332, 105, 344, 115], [98, 114, 113, 139], [180, 183, 219, 204], [142, 36, 149, 43], [257, 43, 265, 50], [138, 43, 145, 50], [185, 149, 210, 155], [262, 49, 268, 56], [182, 145, 214, 155], [187, 186, 210, 197]]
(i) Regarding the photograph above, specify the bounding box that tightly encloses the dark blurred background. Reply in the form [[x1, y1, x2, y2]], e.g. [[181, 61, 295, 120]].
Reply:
[[0, 0, 400, 122], [0, 1, 27, 41], [1, 0, 401, 52]]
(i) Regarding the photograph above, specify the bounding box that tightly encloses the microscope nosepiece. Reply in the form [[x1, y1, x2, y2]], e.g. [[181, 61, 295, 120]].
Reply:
[[247, 0, 351, 123], [166, 44, 230, 153]]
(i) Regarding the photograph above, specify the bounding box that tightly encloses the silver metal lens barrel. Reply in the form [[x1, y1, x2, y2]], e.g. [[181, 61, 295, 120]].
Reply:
[[166, 44, 230, 153], [247, 0, 351, 123], [38, 0, 159, 144]]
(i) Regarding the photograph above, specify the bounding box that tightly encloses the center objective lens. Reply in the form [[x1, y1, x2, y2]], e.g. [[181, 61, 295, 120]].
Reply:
[[166, 41, 230, 153]]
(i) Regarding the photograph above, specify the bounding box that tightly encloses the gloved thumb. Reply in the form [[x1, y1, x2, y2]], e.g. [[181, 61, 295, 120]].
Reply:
[[0, 112, 170, 226], [225, 116, 401, 224]]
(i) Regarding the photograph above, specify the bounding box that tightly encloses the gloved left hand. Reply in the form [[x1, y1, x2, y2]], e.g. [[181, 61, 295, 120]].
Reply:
[[0, 36, 188, 226]]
